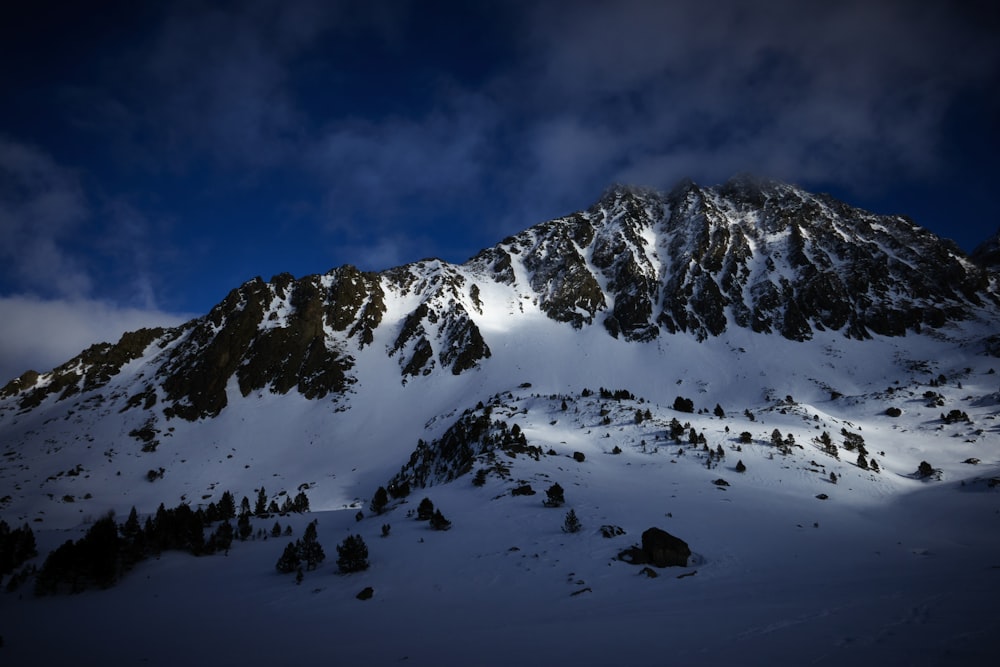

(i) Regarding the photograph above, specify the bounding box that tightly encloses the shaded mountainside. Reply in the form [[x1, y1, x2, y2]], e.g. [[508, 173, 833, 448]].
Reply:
[[3, 177, 997, 424], [972, 227, 1000, 271]]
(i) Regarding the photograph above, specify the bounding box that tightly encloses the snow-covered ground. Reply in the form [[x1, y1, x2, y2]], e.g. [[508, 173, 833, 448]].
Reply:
[[1, 309, 999, 664]]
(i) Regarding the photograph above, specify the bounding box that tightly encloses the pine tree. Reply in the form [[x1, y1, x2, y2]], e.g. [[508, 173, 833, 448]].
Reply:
[[562, 509, 582, 534], [218, 491, 236, 520], [370, 486, 389, 515], [336, 535, 369, 573], [714, 403, 725, 418], [292, 491, 310, 513], [544, 483, 565, 507], [255, 488, 268, 516], [299, 520, 325, 570], [237, 513, 252, 541], [275, 542, 301, 573], [735, 459, 746, 473], [213, 521, 234, 552], [857, 453, 869, 470], [430, 509, 452, 531], [119, 507, 144, 566], [417, 497, 435, 521]]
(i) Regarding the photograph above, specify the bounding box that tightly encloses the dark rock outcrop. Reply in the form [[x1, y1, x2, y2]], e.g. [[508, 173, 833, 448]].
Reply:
[[4, 176, 996, 426], [641, 527, 691, 567], [618, 527, 691, 568]]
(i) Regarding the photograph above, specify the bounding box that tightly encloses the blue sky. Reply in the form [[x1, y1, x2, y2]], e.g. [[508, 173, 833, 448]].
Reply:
[[1, 0, 998, 382]]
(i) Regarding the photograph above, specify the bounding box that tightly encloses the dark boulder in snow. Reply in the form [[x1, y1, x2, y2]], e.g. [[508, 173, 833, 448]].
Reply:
[[619, 527, 691, 568], [356, 586, 374, 600], [642, 527, 691, 567]]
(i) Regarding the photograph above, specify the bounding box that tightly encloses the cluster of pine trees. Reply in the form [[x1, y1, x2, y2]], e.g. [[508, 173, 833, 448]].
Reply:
[[599, 387, 636, 401], [386, 411, 541, 495], [276, 519, 325, 575], [33, 488, 310, 595], [0, 520, 37, 591]]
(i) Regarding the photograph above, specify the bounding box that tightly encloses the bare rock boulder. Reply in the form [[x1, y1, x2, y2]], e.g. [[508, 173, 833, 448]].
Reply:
[[641, 527, 691, 567]]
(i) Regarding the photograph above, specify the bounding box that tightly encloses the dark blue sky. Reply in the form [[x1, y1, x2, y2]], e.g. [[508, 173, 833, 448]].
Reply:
[[1, 0, 998, 381]]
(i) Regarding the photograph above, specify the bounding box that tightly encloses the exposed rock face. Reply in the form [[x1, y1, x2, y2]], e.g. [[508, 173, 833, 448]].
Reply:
[[3, 176, 996, 425], [386, 261, 491, 379], [158, 271, 366, 420], [6, 260, 494, 422], [628, 176, 991, 341], [469, 176, 995, 345], [5, 327, 174, 410]]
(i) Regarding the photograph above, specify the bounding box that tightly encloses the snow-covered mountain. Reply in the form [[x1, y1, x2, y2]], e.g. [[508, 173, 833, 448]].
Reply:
[[1, 176, 998, 664]]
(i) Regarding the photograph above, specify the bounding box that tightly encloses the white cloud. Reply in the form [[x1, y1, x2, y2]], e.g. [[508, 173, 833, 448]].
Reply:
[[509, 0, 998, 196], [0, 137, 92, 297], [0, 296, 194, 385]]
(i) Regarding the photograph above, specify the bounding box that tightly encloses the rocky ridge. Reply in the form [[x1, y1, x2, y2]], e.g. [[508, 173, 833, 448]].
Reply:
[[2, 176, 997, 427]]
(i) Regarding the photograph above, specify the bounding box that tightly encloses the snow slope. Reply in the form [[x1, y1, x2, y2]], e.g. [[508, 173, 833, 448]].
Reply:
[[2, 316, 999, 664], [1, 177, 999, 664]]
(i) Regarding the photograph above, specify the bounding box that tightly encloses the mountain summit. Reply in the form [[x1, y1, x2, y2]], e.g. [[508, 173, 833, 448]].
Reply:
[[3, 178, 999, 664], [1, 176, 998, 527], [473, 175, 993, 342], [4, 176, 996, 421]]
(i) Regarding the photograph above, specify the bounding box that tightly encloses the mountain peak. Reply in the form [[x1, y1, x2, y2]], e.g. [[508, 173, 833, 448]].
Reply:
[[3, 179, 998, 423]]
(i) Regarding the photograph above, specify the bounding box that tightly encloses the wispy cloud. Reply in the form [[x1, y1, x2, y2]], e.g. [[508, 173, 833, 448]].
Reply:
[[509, 0, 998, 196], [312, 92, 498, 227], [0, 139, 195, 380], [3, 0, 997, 328], [0, 138, 91, 297], [0, 295, 193, 384]]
